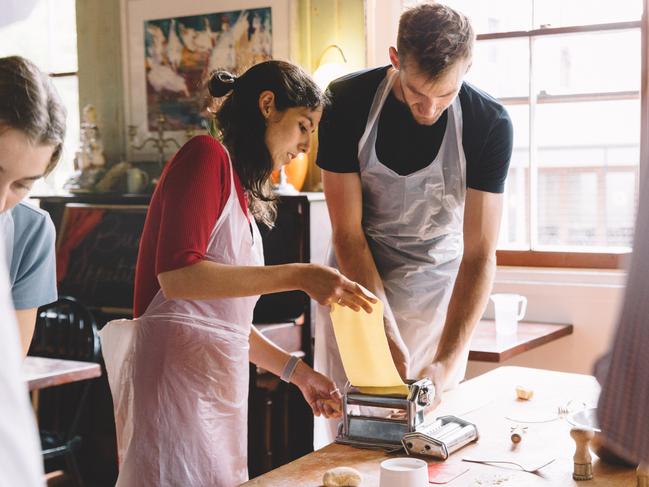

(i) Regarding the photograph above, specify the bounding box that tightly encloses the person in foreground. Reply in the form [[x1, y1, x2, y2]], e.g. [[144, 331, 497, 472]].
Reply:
[[596, 147, 649, 466], [0, 53, 65, 485], [100, 60, 375, 487], [0, 55, 65, 355], [0, 239, 44, 486]]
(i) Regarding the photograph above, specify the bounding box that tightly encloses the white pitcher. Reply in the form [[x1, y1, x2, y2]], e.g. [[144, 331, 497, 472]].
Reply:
[[490, 293, 527, 335]]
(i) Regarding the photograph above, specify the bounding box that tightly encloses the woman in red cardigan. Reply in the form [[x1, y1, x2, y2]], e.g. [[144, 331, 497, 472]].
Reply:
[[100, 60, 374, 487]]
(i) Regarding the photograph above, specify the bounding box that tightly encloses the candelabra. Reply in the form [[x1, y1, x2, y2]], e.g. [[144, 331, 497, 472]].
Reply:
[[128, 114, 194, 168]]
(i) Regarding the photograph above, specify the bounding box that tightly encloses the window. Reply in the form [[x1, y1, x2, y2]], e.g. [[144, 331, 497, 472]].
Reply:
[[0, 0, 79, 192], [403, 0, 647, 268]]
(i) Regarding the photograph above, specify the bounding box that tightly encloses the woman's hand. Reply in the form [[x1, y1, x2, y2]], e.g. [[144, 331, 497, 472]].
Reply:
[[291, 360, 343, 418], [298, 263, 377, 313]]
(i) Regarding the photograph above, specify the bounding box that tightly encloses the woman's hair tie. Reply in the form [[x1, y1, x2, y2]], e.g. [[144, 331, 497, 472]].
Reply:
[[208, 70, 237, 97]]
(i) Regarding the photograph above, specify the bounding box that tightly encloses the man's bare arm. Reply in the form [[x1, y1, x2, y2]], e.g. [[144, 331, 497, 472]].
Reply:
[[16, 308, 37, 356]]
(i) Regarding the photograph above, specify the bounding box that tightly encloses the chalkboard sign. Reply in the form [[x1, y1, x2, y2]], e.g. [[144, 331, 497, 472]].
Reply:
[[56, 205, 147, 312]]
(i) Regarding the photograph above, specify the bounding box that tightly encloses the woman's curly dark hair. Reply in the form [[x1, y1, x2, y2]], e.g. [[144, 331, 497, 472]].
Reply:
[[208, 61, 326, 227]]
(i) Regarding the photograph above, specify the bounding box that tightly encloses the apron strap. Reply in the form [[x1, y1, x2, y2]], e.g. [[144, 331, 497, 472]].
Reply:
[[358, 69, 399, 152]]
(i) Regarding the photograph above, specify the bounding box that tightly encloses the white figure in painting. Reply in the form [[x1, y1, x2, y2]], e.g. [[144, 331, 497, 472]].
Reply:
[[248, 13, 272, 62], [167, 19, 183, 71], [146, 24, 167, 66], [208, 15, 237, 73], [259, 17, 272, 58], [146, 56, 190, 97], [248, 13, 263, 58], [179, 22, 198, 52], [181, 19, 216, 54], [192, 18, 217, 53]]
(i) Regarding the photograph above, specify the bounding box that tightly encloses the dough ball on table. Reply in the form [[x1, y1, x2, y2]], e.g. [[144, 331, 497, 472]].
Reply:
[[322, 466, 362, 486], [516, 385, 534, 400]]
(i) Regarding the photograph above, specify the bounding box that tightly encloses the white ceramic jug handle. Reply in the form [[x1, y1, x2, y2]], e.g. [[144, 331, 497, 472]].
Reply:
[[517, 296, 528, 321]]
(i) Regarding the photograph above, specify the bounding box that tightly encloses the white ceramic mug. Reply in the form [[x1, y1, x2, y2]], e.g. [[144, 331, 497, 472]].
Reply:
[[379, 457, 428, 487], [126, 167, 150, 194], [490, 293, 527, 336]]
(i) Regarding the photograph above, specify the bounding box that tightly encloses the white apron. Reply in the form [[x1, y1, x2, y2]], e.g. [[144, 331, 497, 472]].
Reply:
[[100, 155, 264, 487], [0, 237, 44, 487], [314, 69, 469, 447], [0, 211, 14, 271]]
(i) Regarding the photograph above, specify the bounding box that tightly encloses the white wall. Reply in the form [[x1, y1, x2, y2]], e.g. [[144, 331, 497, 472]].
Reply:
[[466, 267, 626, 379], [77, 0, 126, 163], [364, 0, 401, 67]]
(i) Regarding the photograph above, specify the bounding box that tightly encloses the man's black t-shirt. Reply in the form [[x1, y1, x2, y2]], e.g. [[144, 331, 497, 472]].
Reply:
[[316, 66, 514, 193]]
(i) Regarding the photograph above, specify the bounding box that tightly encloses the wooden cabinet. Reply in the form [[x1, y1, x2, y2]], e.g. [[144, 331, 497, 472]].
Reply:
[[249, 194, 331, 476], [33, 192, 331, 483]]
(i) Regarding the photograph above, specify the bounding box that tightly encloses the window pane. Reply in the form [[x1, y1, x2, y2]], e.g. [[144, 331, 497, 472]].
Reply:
[[440, 0, 533, 34], [466, 38, 529, 98], [34, 76, 80, 192], [534, 0, 642, 29], [538, 171, 598, 246], [499, 104, 530, 249], [534, 100, 639, 249], [605, 171, 638, 246], [0, 0, 77, 73], [533, 25, 641, 252], [534, 30, 640, 96], [535, 100, 640, 151]]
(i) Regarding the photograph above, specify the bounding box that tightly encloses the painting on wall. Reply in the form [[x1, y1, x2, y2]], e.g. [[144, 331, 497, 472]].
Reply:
[[123, 0, 291, 153], [143, 8, 273, 130]]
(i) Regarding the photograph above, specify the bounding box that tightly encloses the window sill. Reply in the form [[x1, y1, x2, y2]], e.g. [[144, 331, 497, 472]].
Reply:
[[495, 265, 626, 288], [496, 250, 631, 270]]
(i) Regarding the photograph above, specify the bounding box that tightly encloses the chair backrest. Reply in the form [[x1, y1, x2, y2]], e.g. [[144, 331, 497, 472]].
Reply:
[[29, 296, 101, 363], [29, 296, 101, 446]]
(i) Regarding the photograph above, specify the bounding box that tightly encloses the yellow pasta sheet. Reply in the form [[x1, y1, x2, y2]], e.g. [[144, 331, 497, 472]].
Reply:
[[330, 299, 408, 395]]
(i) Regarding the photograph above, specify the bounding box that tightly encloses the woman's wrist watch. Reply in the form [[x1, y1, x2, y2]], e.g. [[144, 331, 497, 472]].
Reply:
[[280, 354, 302, 383]]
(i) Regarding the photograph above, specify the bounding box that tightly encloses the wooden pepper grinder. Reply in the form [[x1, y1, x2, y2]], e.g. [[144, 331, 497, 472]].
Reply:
[[570, 428, 594, 480], [638, 462, 649, 487]]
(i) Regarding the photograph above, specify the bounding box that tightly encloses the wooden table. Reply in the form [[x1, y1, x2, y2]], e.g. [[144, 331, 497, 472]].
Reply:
[[243, 366, 636, 486], [24, 356, 101, 391], [469, 320, 573, 362]]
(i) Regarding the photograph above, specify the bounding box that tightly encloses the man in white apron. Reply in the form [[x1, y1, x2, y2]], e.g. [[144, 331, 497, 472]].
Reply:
[[314, 3, 514, 446]]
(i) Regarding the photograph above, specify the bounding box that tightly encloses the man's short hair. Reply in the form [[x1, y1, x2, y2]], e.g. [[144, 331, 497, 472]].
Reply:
[[397, 2, 474, 80]]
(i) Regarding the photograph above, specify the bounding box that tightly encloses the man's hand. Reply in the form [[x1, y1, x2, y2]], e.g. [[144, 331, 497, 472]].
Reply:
[[384, 316, 410, 380], [419, 361, 449, 410]]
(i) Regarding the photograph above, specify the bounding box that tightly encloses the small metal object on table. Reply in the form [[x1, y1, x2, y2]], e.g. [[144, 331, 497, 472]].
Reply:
[[462, 457, 555, 473], [510, 424, 527, 444]]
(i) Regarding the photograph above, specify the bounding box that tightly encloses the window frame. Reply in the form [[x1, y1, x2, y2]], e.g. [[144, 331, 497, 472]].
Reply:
[[481, 11, 649, 269]]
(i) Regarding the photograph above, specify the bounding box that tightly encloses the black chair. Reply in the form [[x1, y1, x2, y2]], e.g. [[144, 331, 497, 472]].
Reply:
[[28, 296, 101, 487]]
